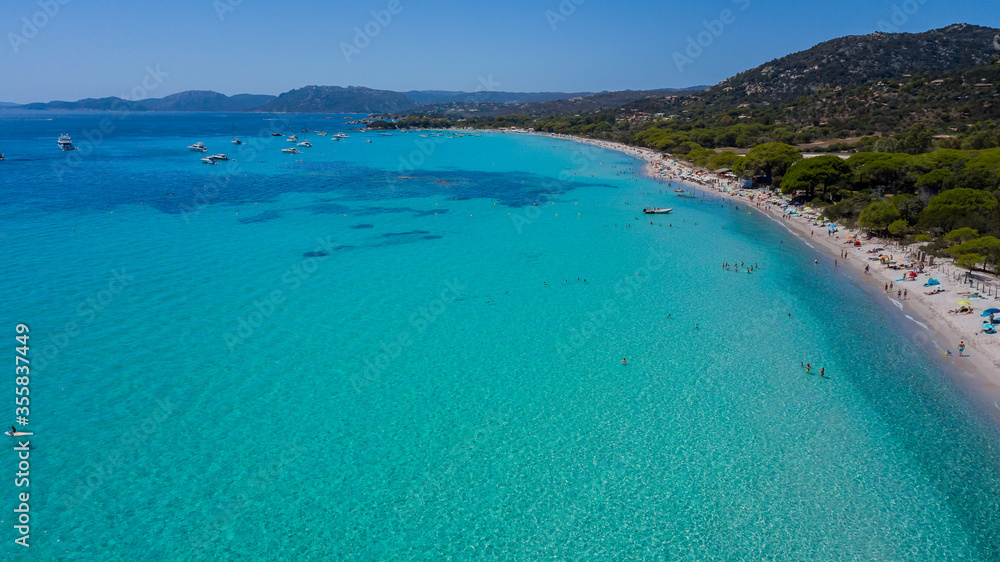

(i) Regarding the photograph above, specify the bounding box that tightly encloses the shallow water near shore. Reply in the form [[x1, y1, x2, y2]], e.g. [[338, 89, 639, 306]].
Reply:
[[2, 112, 1000, 560]]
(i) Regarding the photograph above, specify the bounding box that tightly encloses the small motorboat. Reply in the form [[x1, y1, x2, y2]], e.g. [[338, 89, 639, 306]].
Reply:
[[201, 157, 217, 164], [316, 131, 328, 136], [642, 207, 673, 214], [232, 138, 242, 145], [364, 139, 372, 143], [208, 154, 229, 161], [334, 132, 349, 138], [272, 133, 284, 137], [297, 141, 312, 147], [286, 135, 298, 142], [281, 147, 302, 154], [188, 142, 208, 152]]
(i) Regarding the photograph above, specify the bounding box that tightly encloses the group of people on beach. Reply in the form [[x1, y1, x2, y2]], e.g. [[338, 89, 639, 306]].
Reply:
[[882, 282, 909, 299]]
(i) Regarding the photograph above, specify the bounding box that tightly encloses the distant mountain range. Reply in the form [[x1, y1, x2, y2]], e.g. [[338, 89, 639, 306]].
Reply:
[[252, 85, 416, 113], [404, 88, 710, 118], [15, 91, 276, 112], [16, 23, 990, 116], [5, 85, 707, 114], [403, 90, 597, 105]]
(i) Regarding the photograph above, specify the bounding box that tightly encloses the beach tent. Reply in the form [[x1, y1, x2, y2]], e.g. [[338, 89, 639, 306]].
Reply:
[[925, 278, 940, 286]]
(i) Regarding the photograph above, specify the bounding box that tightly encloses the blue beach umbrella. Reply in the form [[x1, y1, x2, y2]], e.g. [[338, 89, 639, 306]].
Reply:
[[982, 308, 1000, 316]]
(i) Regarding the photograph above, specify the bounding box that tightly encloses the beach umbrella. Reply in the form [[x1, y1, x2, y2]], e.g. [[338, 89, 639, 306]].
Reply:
[[983, 308, 1000, 315], [909, 271, 917, 278], [957, 301, 971, 306]]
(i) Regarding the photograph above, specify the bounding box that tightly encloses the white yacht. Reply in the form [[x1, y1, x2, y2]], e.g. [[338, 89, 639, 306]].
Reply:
[[232, 138, 242, 145], [316, 131, 328, 137], [58, 134, 74, 150], [297, 141, 312, 147], [286, 135, 298, 142], [334, 132, 349, 138], [188, 142, 208, 152], [208, 154, 229, 161], [201, 157, 217, 164], [281, 147, 301, 154]]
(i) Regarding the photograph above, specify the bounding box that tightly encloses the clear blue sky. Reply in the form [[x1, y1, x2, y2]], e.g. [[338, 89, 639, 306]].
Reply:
[[3, 0, 998, 103]]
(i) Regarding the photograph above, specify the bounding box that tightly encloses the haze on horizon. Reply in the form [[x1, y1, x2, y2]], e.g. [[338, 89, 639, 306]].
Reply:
[[4, 0, 997, 104]]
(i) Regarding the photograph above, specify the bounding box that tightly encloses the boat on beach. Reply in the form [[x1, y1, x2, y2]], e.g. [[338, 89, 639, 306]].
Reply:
[[642, 207, 672, 214]]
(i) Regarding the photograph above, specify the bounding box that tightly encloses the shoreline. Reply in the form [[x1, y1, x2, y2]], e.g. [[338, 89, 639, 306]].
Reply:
[[514, 130, 1000, 409]]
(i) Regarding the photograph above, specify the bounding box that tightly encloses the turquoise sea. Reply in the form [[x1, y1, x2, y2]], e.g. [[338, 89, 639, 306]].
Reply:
[[2, 112, 1000, 560]]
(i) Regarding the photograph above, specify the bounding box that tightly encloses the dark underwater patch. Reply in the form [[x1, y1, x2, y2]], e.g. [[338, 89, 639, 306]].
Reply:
[[381, 230, 431, 237]]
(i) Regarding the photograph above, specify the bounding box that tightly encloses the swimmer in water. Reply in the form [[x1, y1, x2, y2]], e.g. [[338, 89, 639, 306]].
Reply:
[[621, 358, 627, 365]]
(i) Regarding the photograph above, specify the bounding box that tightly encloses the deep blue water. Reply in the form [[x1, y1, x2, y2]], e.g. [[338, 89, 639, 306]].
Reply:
[[1, 112, 1000, 560]]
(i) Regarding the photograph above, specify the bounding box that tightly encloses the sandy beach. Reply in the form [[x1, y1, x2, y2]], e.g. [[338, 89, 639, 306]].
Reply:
[[517, 130, 1000, 400]]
